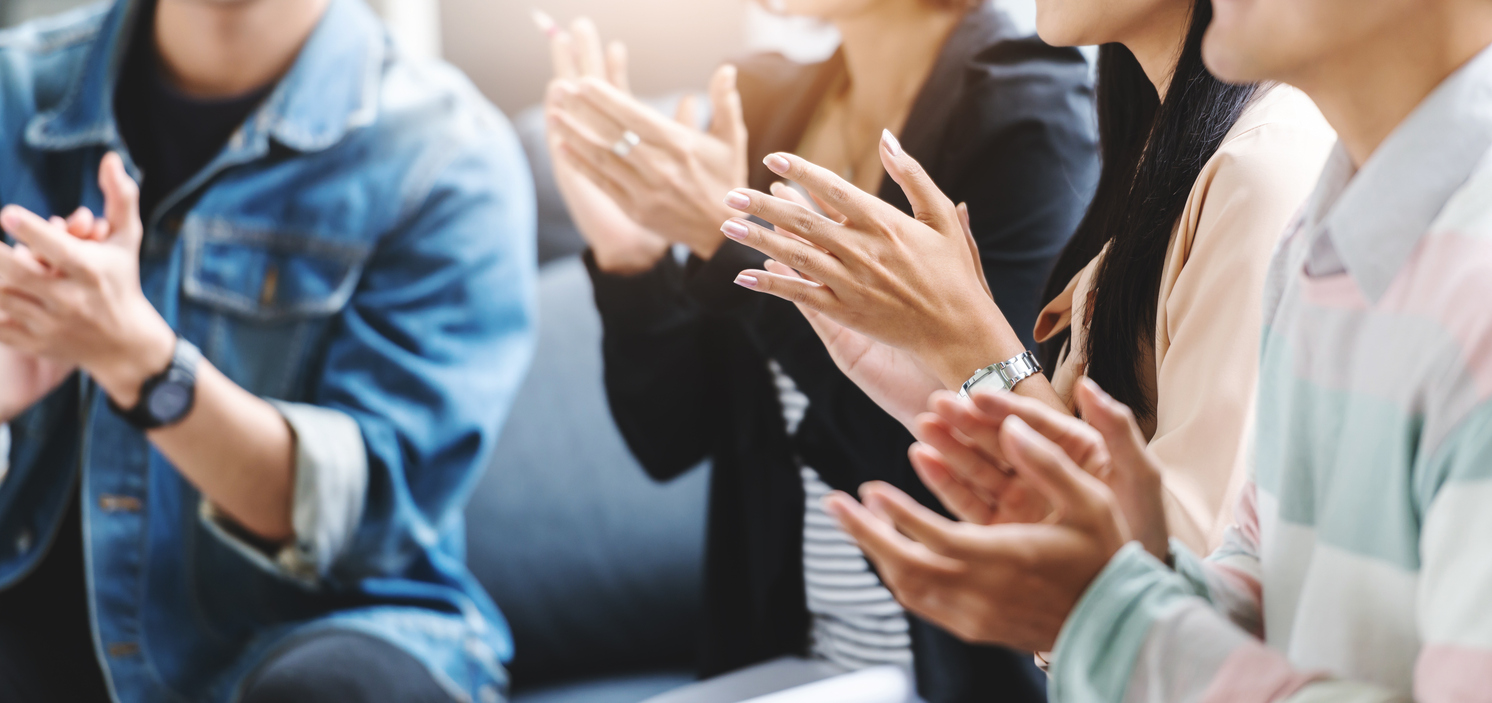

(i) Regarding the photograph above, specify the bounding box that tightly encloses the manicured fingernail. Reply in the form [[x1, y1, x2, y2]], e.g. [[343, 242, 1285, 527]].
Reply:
[[882, 129, 901, 156], [822, 496, 844, 520], [734, 273, 758, 289], [0, 207, 17, 229], [763, 153, 790, 174], [721, 219, 749, 240], [724, 190, 751, 210]]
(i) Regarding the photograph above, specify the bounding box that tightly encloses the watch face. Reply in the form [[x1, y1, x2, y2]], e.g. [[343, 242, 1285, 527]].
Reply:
[[147, 382, 193, 423]]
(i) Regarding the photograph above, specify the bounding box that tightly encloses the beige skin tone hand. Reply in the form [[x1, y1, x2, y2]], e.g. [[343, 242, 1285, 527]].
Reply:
[[544, 18, 748, 262], [908, 379, 1170, 561], [823, 410, 1134, 652], [0, 155, 295, 542], [0, 209, 110, 422], [719, 137, 1068, 412], [541, 18, 669, 275], [763, 183, 993, 430]]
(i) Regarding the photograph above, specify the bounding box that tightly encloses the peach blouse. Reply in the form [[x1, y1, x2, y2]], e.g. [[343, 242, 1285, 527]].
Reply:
[[1032, 86, 1335, 553]]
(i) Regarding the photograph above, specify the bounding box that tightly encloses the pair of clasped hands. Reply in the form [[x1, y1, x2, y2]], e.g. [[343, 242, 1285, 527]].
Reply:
[[542, 18, 1170, 652], [0, 154, 174, 426]]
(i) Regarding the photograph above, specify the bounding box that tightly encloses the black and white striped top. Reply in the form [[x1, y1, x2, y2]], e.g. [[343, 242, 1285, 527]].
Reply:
[[769, 362, 914, 671]]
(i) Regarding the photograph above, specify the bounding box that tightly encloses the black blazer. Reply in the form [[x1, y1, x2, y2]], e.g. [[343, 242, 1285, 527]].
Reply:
[[585, 5, 1098, 701]]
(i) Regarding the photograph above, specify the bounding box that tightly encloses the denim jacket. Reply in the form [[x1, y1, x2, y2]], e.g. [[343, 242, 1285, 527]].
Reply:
[[0, 1, 536, 701]]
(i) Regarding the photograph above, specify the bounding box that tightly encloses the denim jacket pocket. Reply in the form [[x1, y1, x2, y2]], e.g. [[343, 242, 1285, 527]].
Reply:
[[179, 217, 373, 399]]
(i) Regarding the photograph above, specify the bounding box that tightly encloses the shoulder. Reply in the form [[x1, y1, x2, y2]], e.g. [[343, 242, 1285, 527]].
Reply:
[[0, 4, 108, 121], [1197, 86, 1336, 213], [370, 48, 531, 211]]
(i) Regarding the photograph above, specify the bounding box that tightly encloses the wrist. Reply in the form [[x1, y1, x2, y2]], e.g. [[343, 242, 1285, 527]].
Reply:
[[592, 240, 668, 276], [88, 313, 177, 409], [927, 307, 1026, 391]]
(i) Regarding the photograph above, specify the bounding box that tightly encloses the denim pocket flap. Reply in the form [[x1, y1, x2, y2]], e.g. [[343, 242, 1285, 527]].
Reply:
[[182, 218, 371, 321]]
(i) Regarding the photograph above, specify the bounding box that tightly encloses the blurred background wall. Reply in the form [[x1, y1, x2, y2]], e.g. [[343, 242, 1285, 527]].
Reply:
[[4, 0, 1037, 116]]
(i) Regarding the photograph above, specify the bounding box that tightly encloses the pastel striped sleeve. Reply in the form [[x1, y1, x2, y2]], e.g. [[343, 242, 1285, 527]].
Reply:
[[1169, 481, 1266, 638]]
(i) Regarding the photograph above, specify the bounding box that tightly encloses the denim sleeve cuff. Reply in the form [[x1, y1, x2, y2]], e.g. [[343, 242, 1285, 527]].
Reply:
[[1048, 542, 1195, 703], [198, 401, 368, 585]]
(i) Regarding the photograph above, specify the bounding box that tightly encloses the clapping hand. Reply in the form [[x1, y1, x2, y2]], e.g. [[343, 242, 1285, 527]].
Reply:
[[539, 14, 668, 275], [0, 197, 115, 422], [543, 15, 748, 261], [0, 153, 176, 411], [719, 133, 1030, 394], [823, 409, 1133, 651]]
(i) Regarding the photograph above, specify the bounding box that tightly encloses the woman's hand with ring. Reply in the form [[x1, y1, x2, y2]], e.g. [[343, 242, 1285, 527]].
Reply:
[[539, 15, 667, 274], [546, 63, 749, 261]]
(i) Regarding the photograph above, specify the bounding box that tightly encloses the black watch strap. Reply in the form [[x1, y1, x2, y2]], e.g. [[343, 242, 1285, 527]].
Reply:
[[108, 338, 202, 430]]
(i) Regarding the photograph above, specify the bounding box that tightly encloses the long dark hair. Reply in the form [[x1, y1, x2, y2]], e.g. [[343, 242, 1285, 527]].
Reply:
[[1038, 0, 1258, 421]]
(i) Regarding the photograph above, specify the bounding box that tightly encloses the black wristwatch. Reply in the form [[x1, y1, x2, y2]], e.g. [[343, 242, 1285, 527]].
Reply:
[[108, 337, 202, 430]]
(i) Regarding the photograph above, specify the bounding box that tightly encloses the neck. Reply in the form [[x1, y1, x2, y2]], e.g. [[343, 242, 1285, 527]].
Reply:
[[153, 0, 330, 99], [1286, 6, 1492, 167], [1121, 1, 1193, 99], [833, 1, 964, 132]]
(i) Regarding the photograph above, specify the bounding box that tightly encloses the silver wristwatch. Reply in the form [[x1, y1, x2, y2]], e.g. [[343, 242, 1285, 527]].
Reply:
[[957, 351, 1043, 399]]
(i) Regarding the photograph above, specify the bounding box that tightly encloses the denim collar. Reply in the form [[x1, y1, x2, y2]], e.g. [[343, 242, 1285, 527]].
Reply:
[[1301, 42, 1492, 302], [24, 0, 385, 157]]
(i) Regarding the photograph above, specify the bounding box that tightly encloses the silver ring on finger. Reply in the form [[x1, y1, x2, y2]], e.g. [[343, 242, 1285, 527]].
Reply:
[[611, 130, 641, 157]]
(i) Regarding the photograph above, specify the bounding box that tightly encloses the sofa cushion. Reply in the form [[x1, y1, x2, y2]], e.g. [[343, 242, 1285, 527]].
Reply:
[[465, 257, 708, 686]]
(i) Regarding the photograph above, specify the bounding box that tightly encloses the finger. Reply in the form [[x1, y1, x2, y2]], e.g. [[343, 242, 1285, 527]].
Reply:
[[958, 203, 993, 300], [914, 412, 1015, 494], [707, 64, 747, 147], [858, 481, 969, 557], [930, 391, 1010, 466], [606, 40, 631, 93], [674, 94, 700, 128], [763, 257, 823, 287], [0, 286, 50, 331], [768, 181, 847, 226], [823, 491, 963, 577], [65, 207, 96, 240], [733, 267, 839, 312], [570, 17, 606, 79], [972, 390, 1109, 474], [98, 152, 143, 248], [548, 28, 578, 80], [878, 130, 958, 233], [722, 188, 849, 257], [1075, 378, 1151, 478], [720, 216, 847, 285], [999, 415, 1111, 524], [575, 77, 676, 145], [760, 152, 879, 224], [0, 206, 78, 269], [548, 109, 644, 186], [910, 443, 997, 524]]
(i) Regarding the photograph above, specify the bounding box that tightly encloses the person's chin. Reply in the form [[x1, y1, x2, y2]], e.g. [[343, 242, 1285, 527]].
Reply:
[[1201, 21, 1266, 85]]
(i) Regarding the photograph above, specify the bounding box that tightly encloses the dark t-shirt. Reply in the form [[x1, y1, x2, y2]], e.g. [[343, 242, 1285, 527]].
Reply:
[[0, 3, 270, 697]]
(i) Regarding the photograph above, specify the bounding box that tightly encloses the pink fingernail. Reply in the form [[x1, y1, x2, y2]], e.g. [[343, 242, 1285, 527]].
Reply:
[[881, 129, 901, 156], [724, 190, 751, 210], [822, 496, 844, 520], [721, 220, 749, 240], [734, 273, 758, 289], [763, 153, 790, 174]]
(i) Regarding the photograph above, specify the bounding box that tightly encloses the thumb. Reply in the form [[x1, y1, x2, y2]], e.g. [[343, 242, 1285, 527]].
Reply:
[[708, 64, 747, 148], [98, 152, 143, 248], [674, 93, 700, 128], [879, 130, 956, 233]]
